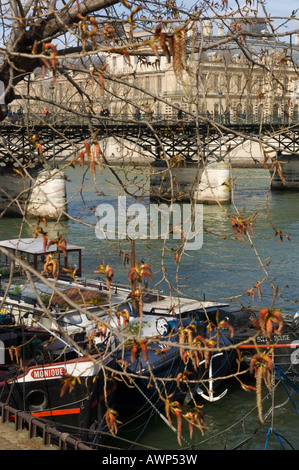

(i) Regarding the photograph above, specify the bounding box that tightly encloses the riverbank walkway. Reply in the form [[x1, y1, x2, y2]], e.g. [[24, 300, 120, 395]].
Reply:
[[0, 421, 57, 450], [0, 402, 93, 450]]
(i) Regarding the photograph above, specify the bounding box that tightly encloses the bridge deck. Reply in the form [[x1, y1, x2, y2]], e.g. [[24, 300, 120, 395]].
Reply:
[[0, 115, 298, 166]]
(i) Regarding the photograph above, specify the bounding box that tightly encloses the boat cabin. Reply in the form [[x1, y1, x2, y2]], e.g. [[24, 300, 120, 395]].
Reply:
[[0, 238, 83, 277]]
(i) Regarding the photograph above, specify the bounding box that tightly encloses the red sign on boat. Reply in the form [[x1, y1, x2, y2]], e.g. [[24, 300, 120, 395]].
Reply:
[[31, 366, 66, 379]]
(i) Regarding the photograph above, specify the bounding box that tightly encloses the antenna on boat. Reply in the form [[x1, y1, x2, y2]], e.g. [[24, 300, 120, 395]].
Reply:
[[128, 237, 138, 313]]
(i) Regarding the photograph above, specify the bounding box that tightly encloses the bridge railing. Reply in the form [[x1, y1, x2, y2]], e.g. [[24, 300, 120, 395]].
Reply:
[[2, 112, 299, 127]]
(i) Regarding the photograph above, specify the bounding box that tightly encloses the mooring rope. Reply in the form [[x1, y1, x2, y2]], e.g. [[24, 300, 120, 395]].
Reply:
[[274, 366, 299, 415], [131, 379, 192, 447]]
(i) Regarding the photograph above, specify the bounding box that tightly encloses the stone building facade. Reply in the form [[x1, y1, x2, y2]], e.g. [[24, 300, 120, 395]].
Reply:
[[12, 18, 299, 125], [104, 19, 299, 124]]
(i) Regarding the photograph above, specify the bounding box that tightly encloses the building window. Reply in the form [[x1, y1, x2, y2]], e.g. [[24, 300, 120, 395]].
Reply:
[[246, 79, 252, 95], [157, 75, 162, 93], [145, 76, 150, 91], [113, 56, 117, 67], [165, 104, 172, 116], [214, 74, 219, 90], [284, 77, 288, 91], [273, 103, 279, 121], [134, 77, 140, 95], [156, 102, 161, 117], [225, 74, 231, 92], [237, 75, 242, 92]]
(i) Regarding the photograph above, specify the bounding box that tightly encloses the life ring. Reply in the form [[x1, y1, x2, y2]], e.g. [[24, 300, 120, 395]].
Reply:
[[292, 316, 299, 335], [156, 317, 170, 336]]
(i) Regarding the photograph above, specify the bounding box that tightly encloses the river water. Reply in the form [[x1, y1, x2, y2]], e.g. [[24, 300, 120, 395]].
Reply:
[[0, 164, 298, 450]]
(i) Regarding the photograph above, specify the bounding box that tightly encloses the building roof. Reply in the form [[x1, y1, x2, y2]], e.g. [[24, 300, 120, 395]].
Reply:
[[205, 18, 299, 66]]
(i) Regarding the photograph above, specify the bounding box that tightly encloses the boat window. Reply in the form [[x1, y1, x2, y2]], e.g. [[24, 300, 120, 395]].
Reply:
[[114, 302, 134, 316], [26, 390, 48, 412], [58, 312, 83, 326], [190, 309, 208, 322], [117, 302, 131, 313], [36, 254, 46, 272], [65, 251, 80, 271]]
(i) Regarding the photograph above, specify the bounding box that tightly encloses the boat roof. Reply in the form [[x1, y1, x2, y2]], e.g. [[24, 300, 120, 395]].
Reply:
[[0, 238, 84, 255], [142, 294, 229, 314]]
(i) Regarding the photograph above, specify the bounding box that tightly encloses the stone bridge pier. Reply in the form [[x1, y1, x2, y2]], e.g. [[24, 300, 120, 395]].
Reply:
[[0, 167, 67, 219], [271, 153, 299, 190], [150, 160, 231, 204], [27, 169, 67, 219]]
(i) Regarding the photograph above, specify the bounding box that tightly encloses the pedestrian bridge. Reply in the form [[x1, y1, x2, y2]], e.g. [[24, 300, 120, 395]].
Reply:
[[0, 113, 299, 169], [1, 114, 299, 209]]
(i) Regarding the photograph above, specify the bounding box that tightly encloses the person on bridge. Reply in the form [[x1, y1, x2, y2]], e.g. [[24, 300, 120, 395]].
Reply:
[[178, 109, 183, 120], [44, 109, 50, 120], [134, 108, 141, 120], [100, 107, 110, 117], [17, 106, 24, 122], [7, 107, 12, 121], [11, 112, 18, 124], [224, 108, 230, 125]]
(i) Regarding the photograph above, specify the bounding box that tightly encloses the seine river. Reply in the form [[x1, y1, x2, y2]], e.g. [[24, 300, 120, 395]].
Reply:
[[0, 164, 298, 450]]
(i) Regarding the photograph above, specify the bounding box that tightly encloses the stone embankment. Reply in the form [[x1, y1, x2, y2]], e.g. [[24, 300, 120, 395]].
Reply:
[[0, 421, 58, 450]]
